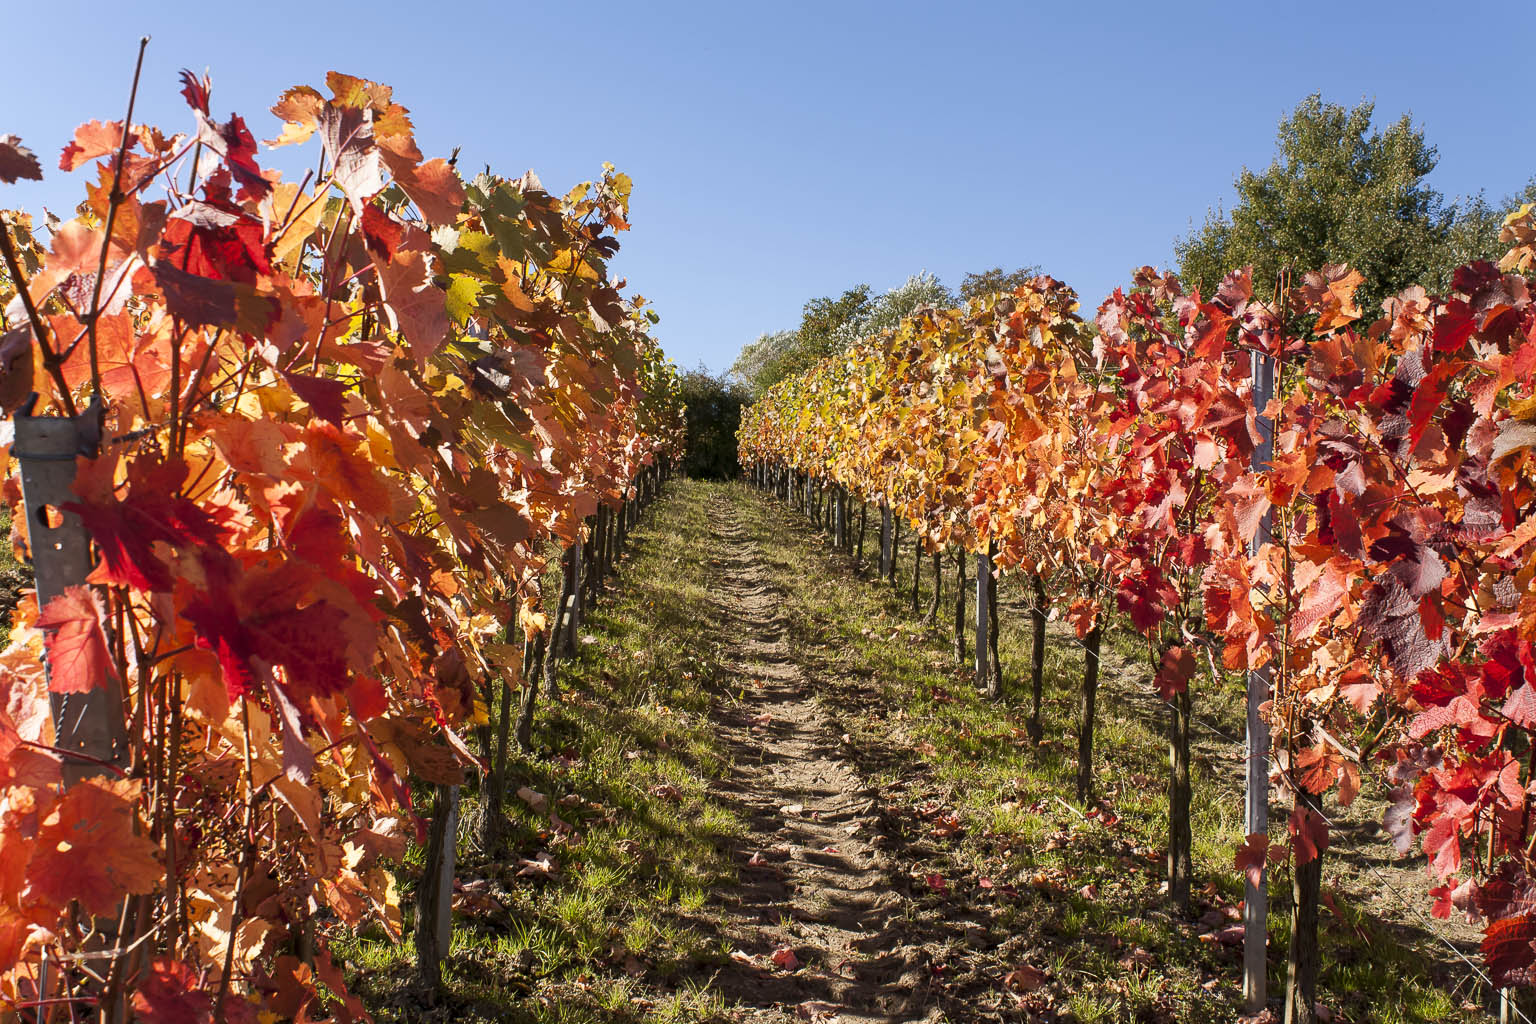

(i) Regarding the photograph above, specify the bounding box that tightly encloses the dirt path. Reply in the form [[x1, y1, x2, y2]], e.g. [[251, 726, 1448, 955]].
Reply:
[[694, 498, 981, 1024]]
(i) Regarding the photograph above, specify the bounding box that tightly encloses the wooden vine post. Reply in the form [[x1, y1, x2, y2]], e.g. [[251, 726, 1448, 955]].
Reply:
[[415, 782, 459, 988], [879, 502, 892, 578], [1245, 346, 1275, 1013], [953, 550, 967, 665], [975, 546, 992, 691]]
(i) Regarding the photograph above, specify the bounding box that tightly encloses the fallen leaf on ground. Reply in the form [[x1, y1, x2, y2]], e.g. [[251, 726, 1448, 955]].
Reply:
[[515, 853, 558, 878], [771, 946, 799, 971], [1120, 948, 1155, 968], [452, 878, 503, 914], [516, 786, 548, 815], [1004, 963, 1046, 992], [1198, 924, 1245, 946]]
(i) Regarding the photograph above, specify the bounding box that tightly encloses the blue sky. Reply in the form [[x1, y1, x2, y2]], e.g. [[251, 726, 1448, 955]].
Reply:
[[3, 1, 1531, 374]]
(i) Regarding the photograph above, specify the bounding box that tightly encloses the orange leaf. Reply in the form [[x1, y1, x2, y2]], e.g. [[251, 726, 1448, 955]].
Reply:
[[24, 778, 161, 917], [59, 120, 134, 172]]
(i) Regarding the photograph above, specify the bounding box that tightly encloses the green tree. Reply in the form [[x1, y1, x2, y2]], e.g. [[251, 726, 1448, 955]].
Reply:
[[729, 285, 870, 397], [730, 274, 954, 398], [958, 265, 1041, 301], [836, 272, 952, 345], [728, 329, 797, 399], [1176, 95, 1453, 310], [678, 366, 750, 479], [1442, 177, 1536, 271], [794, 284, 872, 362]]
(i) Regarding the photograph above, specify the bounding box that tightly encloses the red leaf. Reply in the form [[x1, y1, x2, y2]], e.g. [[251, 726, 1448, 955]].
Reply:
[[312, 947, 371, 1024], [1423, 815, 1462, 879], [183, 553, 353, 703], [160, 199, 272, 284], [281, 370, 350, 427], [37, 586, 113, 694], [0, 706, 60, 789], [1289, 802, 1329, 866], [359, 204, 404, 261], [131, 958, 212, 1024], [771, 946, 800, 971], [1292, 562, 1349, 641], [387, 155, 465, 227], [1225, 474, 1271, 543], [1004, 963, 1046, 992], [1429, 884, 1456, 920], [1361, 575, 1446, 682], [1154, 646, 1197, 700], [0, 134, 43, 183], [1337, 666, 1381, 715], [1503, 684, 1536, 730], [1234, 832, 1270, 889], [178, 70, 210, 114], [1066, 598, 1097, 641], [375, 249, 448, 362], [188, 100, 270, 201], [65, 454, 220, 592], [321, 105, 386, 216], [150, 261, 278, 334], [1115, 569, 1176, 636], [1482, 914, 1536, 988]]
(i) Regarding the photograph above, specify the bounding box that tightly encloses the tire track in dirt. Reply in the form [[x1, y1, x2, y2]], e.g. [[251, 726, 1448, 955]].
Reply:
[[695, 497, 953, 1024]]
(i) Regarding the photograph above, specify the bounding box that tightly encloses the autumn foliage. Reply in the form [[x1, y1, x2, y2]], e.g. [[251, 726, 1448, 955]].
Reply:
[[739, 206, 1536, 985], [0, 70, 682, 1017]]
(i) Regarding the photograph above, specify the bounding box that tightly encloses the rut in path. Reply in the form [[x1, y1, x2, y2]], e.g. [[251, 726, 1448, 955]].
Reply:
[[695, 497, 971, 1024]]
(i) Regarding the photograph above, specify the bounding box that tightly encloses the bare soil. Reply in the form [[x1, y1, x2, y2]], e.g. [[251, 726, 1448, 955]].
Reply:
[[687, 496, 1027, 1023]]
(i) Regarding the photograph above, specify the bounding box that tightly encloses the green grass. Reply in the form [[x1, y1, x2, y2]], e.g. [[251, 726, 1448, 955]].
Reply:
[[726, 479, 1490, 1024], [0, 504, 32, 647], [335, 485, 744, 1023], [332, 478, 1497, 1023]]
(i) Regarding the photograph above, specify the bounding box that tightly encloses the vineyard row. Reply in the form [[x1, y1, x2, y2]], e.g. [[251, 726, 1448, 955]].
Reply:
[[737, 223, 1536, 1021], [0, 64, 684, 1021]]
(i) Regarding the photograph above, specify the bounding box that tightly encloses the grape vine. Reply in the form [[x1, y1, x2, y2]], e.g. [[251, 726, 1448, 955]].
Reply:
[[0, 68, 683, 1020], [739, 211, 1536, 1008]]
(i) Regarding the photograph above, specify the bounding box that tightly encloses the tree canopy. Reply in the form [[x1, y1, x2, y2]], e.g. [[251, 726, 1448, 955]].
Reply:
[[958, 265, 1042, 301], [730, 268, 1051, 398], [730, 275, 957, 397], [1175, 95, 1480, 310], [678, 367, 750, 479]]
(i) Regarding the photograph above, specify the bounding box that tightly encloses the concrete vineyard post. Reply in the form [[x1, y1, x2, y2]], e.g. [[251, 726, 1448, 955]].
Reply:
[[1246, 347, 1275, 1014], [15, 397, 126, 786]]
